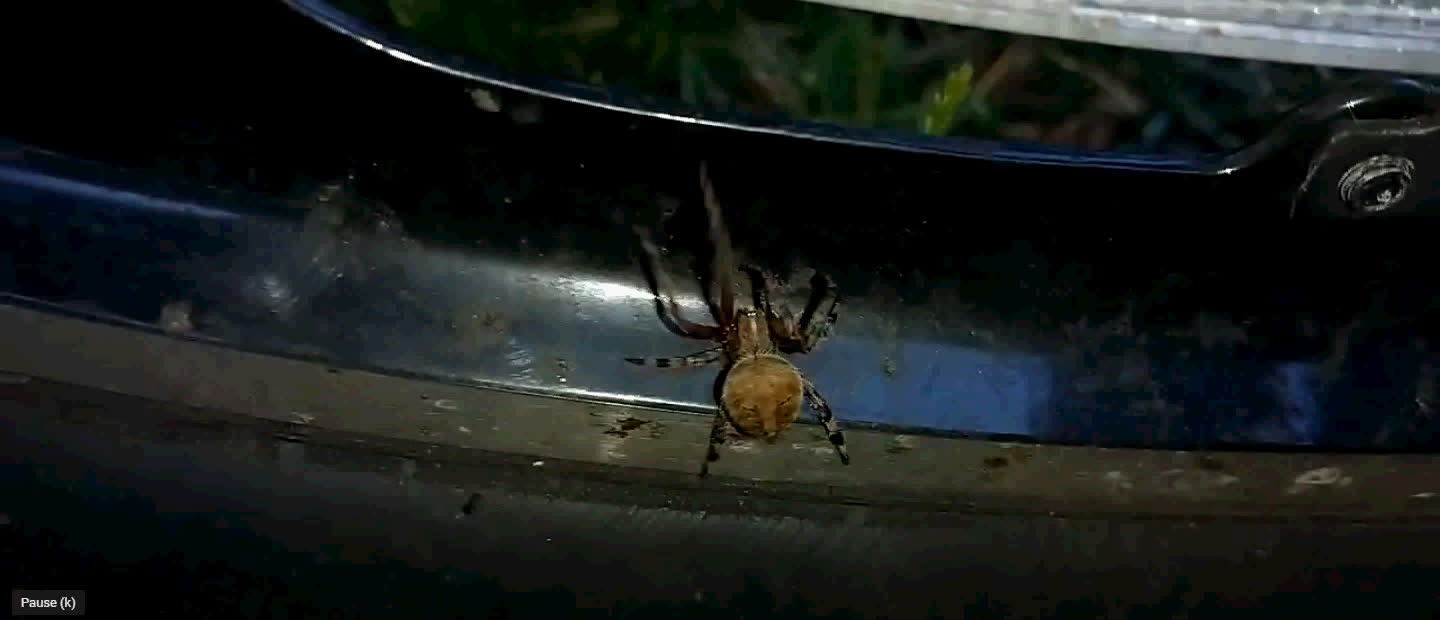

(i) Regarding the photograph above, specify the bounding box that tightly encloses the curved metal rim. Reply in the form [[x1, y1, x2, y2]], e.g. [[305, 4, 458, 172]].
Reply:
[[280, 0, 1440, 179], [280, 0, 1220, 174]]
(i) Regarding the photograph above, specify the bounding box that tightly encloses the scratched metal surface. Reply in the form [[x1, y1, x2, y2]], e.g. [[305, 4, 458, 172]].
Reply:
[[2, 0, 1440, 451]]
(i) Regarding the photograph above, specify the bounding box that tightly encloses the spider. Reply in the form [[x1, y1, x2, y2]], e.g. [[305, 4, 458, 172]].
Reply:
[[625, 162, 849, 476]]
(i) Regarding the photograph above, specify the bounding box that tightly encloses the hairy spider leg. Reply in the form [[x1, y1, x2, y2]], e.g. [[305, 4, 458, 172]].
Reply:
[[633, 224, 719, 340], [803, 378, 850, 465], [736, 265, 793, 346], [740, 265, 840, 354], [624, 346, 724, 368], [699, 162, 737, 325], [796, 272, 841, 352], [699, 409, 729, 477]]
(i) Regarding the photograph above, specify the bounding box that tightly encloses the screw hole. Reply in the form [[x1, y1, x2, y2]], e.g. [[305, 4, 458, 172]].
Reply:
[[1338, 154, 1414, 213]]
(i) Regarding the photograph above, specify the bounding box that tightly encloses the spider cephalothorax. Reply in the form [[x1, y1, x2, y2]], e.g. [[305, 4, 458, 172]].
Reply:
[[625, 162, 848, 476]]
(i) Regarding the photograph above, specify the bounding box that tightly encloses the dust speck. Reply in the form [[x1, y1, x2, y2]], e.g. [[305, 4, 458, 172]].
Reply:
[[604, 416, 663, 438], [159, 300, 195, 336], [1158, 468, 1238, 494], [453, 310, 511, 350], [787, 442, 832, 457], [884, 435, 914, 454], [728, 441, 757, 453], [468, 87, 501, 112], [1196, 455, 1225, 471], [1294, 466, 1343, 486], [461, 492, 482, 515], [1287, 466, 1348, 494], [1005, 445, 1035, 464], [457, 426, 472, 434], [532, 460, 545, 467], [1104, 471, 1134, 491], [598, 434, 629, 460], [982, 456, 1009, 469]]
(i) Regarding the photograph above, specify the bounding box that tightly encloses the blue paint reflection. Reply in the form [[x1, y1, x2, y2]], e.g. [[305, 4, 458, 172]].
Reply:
[[1268, 362, 1325, 444], [803, 340, 1333, 448], [0, 165, 243, 222], [801, 340, 1052, 437]]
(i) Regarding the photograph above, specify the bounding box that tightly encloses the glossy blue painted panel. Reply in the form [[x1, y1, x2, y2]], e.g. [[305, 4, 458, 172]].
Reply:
[[1, 148, 1432, 451]]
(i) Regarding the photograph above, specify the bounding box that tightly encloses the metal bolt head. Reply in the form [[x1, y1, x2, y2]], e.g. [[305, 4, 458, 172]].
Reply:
[[1337, 154, 1414, 214]]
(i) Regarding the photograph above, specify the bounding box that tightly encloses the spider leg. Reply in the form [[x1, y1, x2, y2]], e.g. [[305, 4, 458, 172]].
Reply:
[[795, 271, 841, 353], [624, 346, 724, 368], [634, 224, 720, 340], [699, 162, 737, 325], [802, 378, 850, 465], [698, 409, 730, 477], [740, 264, 804, 350]]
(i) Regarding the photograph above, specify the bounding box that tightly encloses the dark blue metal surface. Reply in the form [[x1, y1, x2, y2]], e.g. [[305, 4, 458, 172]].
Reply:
[[1, 0, 1439, 450]]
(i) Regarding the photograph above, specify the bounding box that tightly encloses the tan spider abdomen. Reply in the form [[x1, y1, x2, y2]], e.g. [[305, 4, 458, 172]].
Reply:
[[720, 355, 804, 441]]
